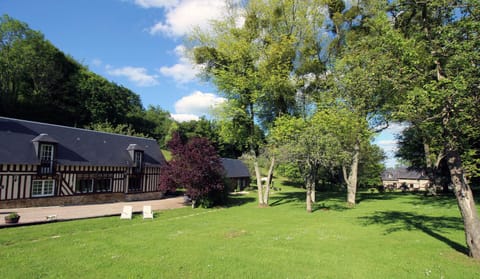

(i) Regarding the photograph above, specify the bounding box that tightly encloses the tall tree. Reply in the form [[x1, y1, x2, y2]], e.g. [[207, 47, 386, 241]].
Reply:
[[327, 7, 412, 205], [390, 0, 480, 258], [190, 0, 326, 206]]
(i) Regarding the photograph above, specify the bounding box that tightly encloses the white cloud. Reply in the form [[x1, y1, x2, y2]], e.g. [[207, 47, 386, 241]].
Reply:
[[386, 122, 409, 134], [174, 90, 226, 116], [106, 66, 159, 87], [171, 113, 200, 122], [134, 0, 179, 8], [147, 0, 230, 37], [376, 140, 398, 154], [159, 45, 200, 83], [91, 58, 103, 67]]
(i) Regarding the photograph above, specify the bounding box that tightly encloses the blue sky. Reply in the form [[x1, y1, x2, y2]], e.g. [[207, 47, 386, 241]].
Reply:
[[2, 0, 402, 167]]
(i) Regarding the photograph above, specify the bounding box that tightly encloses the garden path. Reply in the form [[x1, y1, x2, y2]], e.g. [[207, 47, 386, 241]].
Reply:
[[0, 196, 185, 227]]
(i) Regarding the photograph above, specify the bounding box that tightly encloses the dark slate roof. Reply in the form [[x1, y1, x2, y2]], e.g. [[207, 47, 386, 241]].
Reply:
[[0, 117, 166, 167], [381, 167, 427, 181], [221, 158, 250, 178]]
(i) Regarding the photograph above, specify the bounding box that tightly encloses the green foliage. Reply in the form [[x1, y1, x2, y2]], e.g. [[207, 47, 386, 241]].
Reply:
[[0, 14, 87, 125], [169, 116, 247, 158], [84, 122, 147, 138], [161, 150, 172, 161], [213, 101, 265, 156], [357, 144, 386, 188], [0, 15, 174, 145], [190, 0, 327, 151], [270, 106, 370, 174], [6, 212, 19, 218], [76, 69, 143, 126], [276, 162, 303, 183], [390, 0, 480, 181]]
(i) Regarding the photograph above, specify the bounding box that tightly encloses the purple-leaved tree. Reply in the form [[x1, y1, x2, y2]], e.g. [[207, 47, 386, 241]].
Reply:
[[159, 132, 226, 208]]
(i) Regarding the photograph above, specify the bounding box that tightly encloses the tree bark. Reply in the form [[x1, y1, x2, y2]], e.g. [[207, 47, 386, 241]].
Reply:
[[446, 148, 480, 258], [423, 140, 446, 195], [263, 155, 275, 205], [343, 141, 359, 207], [254, 160, 264, 207], [423, 141, 437, 195], [310, 186, 316, 203], [306, 169, 314, 213], [305, 161, 318, 213]]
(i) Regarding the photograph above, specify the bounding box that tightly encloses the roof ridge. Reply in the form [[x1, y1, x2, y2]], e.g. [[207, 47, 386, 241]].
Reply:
[[0, 116, 155, 141]]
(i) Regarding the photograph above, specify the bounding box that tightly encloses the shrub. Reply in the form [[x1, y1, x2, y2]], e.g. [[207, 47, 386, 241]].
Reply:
[[159, 133, 227, 208]]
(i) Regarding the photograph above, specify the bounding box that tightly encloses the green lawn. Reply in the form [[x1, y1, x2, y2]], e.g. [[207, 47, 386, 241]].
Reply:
[[1, 184, 480, 278]]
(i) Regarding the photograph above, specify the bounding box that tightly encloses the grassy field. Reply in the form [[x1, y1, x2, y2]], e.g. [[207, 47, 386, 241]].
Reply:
[[1, 184, 480, 278]]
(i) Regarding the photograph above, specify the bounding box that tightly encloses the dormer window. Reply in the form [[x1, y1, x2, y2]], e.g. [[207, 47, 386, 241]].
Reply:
[[32, 133, 58, 175], [127, 144, 144, 174], [133, 151, 143, 172], [39, 144, 54, 174]]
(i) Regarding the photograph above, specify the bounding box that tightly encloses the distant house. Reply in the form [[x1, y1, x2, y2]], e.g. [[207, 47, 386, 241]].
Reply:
[[0, 117, 166, 208], [381, 167, 429, 191], [221, 158, 250, 191]]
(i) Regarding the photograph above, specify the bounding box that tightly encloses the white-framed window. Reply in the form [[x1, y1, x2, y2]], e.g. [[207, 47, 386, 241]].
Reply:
[[76, 179, 94, 193], [32, 179, 55, 197], [39, 144, 55, 174], [75, 174, 112, 193], [40, 144, 54, 161]]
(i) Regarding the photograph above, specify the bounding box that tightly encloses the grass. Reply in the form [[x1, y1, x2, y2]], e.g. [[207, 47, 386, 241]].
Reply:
[[161, 149, 172, 161], [1, 184, 480, 278]]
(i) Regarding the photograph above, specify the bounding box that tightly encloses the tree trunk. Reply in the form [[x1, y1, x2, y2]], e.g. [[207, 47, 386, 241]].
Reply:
[[423, 141, 437, 195], [423, 139, 445, 195], [305, 162, 318, 213], [254, 160, 264, 207], [343, 141, 359, 207], [263, 155, 275, 205], [306, 171, 313, 213], [446, 148, 480, 258], [310, 187, 316, 203]]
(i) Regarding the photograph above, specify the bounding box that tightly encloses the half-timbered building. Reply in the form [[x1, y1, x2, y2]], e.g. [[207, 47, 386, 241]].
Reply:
[[0, 117, 166, 208]]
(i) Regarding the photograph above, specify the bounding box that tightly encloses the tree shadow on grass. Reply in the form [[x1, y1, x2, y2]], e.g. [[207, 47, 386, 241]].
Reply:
[[225, 195, 256, 207], [280, 180, 304, 188], [403, 193, 458, 209], [269, 191, 350, 212], [356, 192, 402, 204], [269, 191, 304, 207], [359, 211, 467, 255]]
